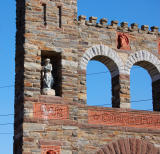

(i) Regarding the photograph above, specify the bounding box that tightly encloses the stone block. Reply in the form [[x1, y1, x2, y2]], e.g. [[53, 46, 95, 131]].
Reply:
[[110, 20, 118, 28]]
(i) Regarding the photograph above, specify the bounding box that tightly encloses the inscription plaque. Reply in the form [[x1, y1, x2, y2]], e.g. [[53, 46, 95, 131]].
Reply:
[[88, 109, 160, 129], [34, 103, 68, 120]]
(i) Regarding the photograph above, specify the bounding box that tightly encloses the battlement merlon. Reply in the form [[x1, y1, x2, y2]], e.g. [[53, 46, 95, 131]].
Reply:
[[78, 15, 160, 36]]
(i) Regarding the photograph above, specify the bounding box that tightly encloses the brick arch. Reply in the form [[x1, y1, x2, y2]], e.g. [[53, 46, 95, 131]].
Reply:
[[46, 150, 56, 154], [96, 138, 160, 154], [80, 45, 124, 77], [125, 50, 160, 81]]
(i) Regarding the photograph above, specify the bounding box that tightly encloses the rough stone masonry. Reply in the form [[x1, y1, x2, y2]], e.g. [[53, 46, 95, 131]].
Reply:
[[14, 0, 160, 153]]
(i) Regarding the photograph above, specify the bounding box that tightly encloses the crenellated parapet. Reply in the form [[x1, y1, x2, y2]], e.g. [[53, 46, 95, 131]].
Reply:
[[78, 15, 160, 35]]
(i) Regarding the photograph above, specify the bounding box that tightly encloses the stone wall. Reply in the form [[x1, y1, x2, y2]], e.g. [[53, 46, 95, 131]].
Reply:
[[21, 96, 160, 154], [14, 0, 160, 153]]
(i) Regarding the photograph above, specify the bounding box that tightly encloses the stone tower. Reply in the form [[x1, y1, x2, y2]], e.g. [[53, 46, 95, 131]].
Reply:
[[14, 0, 160, 153]]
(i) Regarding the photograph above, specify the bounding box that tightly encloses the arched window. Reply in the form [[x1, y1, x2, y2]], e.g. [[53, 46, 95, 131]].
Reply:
[[80, 45, 124, 108], [126, 51, 160, 111], [130, 65, 152, 111], [87, 60, 112, 107], [86, 54, 120, 108]]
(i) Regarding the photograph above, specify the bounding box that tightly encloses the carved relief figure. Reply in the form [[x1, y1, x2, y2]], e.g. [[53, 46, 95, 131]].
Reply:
[[117, 33, 130, 50], [46, 150, 56, 154], [42, 58, 55, 95]]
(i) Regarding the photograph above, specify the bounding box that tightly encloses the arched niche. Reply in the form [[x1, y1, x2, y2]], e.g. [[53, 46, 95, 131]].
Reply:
[[125, 50, 160, 111], [79, 45, 125, 107]]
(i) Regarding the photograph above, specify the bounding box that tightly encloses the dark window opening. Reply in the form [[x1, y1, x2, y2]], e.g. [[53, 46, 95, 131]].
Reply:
[[42, 3, 47, 26], [58, 6, 62, 28]]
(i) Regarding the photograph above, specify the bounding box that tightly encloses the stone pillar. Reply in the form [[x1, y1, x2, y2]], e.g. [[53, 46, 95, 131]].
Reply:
[[119, 74, 130, 108], [152, 79, 160, 111], [78, 70, 86, 104], [112, 75, 120, 108], [112, 74, 130, 108]]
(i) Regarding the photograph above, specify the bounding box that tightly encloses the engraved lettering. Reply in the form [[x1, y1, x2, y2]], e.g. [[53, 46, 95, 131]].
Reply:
[[88, 109, 160, 130], [93, 114, 101, 121], [34, 103, 68, 120]]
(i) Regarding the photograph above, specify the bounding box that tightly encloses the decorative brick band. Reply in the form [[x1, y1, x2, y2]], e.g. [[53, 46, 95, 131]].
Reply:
[[80, 45, 125, 76], [41, 145, 61, 154], [34, 103, 68, 120], [88, 109, 160, 130], [125, 50, 160, 81]]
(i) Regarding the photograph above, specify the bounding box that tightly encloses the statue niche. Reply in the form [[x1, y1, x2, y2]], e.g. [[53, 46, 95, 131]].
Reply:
[[42, 58, 55, 96], [117, 32, 131, 50]]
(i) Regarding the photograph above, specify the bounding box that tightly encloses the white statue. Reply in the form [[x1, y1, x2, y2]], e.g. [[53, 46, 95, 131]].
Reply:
[[42, 58, 55, 95]]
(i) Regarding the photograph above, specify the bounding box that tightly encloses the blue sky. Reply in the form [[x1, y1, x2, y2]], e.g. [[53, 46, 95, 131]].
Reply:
[[0, 0, 159, 153]]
